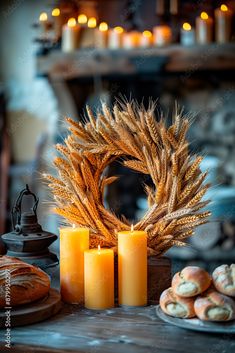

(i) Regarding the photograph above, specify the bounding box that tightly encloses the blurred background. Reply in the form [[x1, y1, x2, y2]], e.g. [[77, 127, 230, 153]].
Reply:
[[0, 0, 235, 271]]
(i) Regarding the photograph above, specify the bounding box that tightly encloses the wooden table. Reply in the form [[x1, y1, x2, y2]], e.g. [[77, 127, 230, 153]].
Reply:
[[1, 304, 234, 353]]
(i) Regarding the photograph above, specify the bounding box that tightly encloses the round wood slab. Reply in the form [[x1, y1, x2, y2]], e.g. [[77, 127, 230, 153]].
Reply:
[[156, 305, 235, 334], [0, 288, 61, 328]]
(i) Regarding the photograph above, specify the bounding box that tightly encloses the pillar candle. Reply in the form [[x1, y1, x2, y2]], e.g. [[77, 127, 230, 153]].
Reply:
[[122, 31, 141, 49], [170, 0, 178, 15], [52, 8, 63, 39], [140, 30, 153, 48], [215, 4, 232, 43], [62, 18, 80, 52], [95, 22, 109, 48], [39, 12, 50, 33], [153, 25, 172, 46], [84, 246, 114, 309], [81, 17, 97, 48], [196, 12, 213, 44], [60, 226, 89, 303], [118, 227, 147, 306], [156, 0, 165, 15], [180, 22, 195, 46], [108, 26, 124, 49]]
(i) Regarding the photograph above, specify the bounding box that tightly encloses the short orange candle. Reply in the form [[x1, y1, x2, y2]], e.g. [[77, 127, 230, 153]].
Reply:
[[60, 226, 89, 304], [118, 227, 147, 306], [84, 246, 114, 309]]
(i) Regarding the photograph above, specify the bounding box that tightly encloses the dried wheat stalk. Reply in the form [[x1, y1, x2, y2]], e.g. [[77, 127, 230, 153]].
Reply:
[[45, 101, 211, 256]]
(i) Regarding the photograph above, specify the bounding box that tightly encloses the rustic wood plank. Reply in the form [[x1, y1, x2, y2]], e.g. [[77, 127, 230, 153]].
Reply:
[[36, 44, 235, 80], [1, 304, 234, 353]]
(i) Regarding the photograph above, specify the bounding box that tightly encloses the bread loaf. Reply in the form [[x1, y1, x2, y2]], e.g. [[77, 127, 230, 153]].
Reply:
[[194, 289, 235, 321], [212, 264, 235, 297], [172, 266, 211, 297], [0, 256, 50, 308], [160, 287, 196, 318]]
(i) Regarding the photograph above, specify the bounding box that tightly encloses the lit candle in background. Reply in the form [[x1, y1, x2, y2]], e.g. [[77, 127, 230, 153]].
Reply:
[[108, 26, 124, 49], [122, 31, 141, 49], [39, 12, 50, 33], [78, 14, 88, 25], [170, 0, 178, 15], [84, 245, 114, 310], [156, 0, 165, 15], [118, 226, 147, 306], [180, 22, 195, 46], [81, 17, 97, 48], [215, 4, 232, 43], [60, 226, 89, 304], [52, 8, 62, 39], [196, 12, 213, 44], [95, 22, 109, 48], [153, 25, 172, 46], [62, 17, 80, 52], [140, 30, 153, 48], [87, 17, 97, 28]]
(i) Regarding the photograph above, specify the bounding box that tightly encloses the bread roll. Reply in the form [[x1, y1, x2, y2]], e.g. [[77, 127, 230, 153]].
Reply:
[[0, 256, 50, 308], [172, 266, 211, 297], [212, 264, 235, 297], [194, 289, 235, 321], [160, 287, 196, 318]]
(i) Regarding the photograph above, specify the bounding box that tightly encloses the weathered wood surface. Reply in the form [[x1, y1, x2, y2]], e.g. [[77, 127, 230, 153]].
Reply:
[[0, 289, 61, 328], [1, 304, 234, 353], [36, 44, 235, 79]]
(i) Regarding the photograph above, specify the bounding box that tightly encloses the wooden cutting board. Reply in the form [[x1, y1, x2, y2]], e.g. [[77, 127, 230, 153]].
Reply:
[[0, 288, 61, 328]]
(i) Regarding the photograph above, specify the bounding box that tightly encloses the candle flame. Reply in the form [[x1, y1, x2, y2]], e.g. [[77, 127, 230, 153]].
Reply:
[[72, 224, 76, 229], [68, 18, 76, 27], [39, 12, 48, 22], [183, 22, 192, 31], [131, 224, 134, 232], [142, 30, 152, 38], [87, 17, 97, 28], [98, 244, 101, 254], [200, 12, 209, 20], [114, 26, 124, 34], [99, 22, 108, 32], [52, 8, 60, 17], [78, 14, 87, 24], [220, 4, 228, 12]]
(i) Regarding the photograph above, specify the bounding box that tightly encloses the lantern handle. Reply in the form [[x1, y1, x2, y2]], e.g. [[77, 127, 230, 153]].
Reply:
[[11, 184, 39, 231]]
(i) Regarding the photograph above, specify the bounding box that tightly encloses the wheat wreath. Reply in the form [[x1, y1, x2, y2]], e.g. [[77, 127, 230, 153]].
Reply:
[[45, 101, 211, 256]]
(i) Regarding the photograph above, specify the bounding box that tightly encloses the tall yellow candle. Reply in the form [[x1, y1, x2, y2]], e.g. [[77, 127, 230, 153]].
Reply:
[[84, 246, 114, 309], [118, 227, 147, 306], [60, 226, 89, 304]]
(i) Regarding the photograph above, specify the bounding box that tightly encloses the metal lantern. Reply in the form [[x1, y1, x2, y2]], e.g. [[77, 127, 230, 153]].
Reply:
[[2, 185, 58, 270]]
